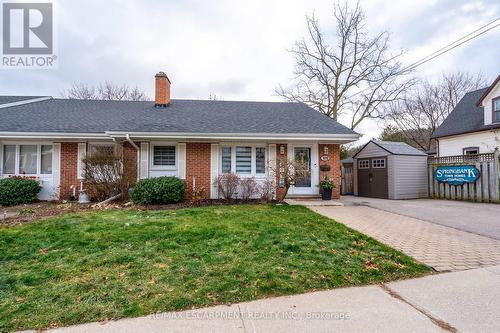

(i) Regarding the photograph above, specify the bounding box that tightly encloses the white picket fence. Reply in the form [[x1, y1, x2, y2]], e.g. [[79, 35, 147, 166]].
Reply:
[[428, 151, 500, 203]]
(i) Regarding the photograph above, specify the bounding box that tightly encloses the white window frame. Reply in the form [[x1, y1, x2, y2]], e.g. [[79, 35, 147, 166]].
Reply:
[[463, 147, 479, 155], [221, 146, 232, 173], [87, 142, 117, 156], [358, 159, 370, 169], [150, 142, 178, 171], [0, 142, 54, 176], [372, 158, 386, 169], [220, 143, 267, 178]]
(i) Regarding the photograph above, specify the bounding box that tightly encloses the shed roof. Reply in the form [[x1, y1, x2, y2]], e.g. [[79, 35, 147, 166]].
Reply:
[[353, 140, 427, 158]]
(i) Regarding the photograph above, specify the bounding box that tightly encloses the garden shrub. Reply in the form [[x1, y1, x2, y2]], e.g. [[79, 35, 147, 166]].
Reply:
[[259, 178, 276, 202], [83, 149, 136, 201], [239, 177, 258, 201], [215, 173, 240, 200], [131, 176, 185, 205], [0, 177, 41, 206]]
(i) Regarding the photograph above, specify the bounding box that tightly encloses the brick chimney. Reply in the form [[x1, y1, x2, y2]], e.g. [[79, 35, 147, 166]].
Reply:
[[155, 71, 171, 107]]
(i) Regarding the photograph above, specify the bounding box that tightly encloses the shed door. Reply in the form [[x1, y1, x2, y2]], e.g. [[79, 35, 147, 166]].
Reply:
[[357, 157, 388, 199]]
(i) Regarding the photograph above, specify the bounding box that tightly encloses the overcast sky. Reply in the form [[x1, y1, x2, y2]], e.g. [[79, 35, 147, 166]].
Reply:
[[1, 0, 499, 143]]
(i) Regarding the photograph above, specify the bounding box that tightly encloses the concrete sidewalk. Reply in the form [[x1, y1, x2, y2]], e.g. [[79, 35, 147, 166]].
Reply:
[[29, 265, 500, 333]]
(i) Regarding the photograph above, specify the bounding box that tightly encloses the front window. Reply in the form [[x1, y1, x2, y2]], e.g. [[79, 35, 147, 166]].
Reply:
[[221, 147, 232, 173], [1, 144, 53, 176], [463, 147, 479, 155], [221, 145, 266, 176], [255, 147, 266, 174], [89, 143, 115, 156], [494, 98, 500, 123], [153, 145, 176, 166], [41, 145, 53, 174], [235, 146, 251, 174], [2, 145, 15, 174], [19, 145, 37, 174]]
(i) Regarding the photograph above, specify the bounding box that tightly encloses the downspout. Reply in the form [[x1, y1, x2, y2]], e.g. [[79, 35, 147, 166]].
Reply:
[[125, 134, 139, 150]]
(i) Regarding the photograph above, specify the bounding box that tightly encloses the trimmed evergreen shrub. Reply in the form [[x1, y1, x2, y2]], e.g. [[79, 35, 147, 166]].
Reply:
[[0, 177, 41, 206], [131, 176, 185, 205]]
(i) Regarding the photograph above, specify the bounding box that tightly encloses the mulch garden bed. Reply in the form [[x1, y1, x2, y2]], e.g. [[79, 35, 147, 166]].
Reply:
[[0, 199, 276, 227]]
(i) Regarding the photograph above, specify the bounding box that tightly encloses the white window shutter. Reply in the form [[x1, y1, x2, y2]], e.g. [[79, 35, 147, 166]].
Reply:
[[210, 144, 219, 199], [0, 143, 3, 175], [177, 143, 186, 179], [115, 142, 123, 156], [140, 142, 149, 179], [268, 144, 276, 178], [268, 144, 276, 200], [77, 142, 86, 180], [52, 143, 61, 199]]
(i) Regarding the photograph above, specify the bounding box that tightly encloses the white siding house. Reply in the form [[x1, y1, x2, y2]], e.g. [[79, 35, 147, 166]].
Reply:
[[434, 74, 500, 156]]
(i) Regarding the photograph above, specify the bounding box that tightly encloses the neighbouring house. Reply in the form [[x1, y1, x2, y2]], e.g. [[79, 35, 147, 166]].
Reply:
[[433, 74, 500, 157], [0, 72, 359, 201], [353, 140, 428, 199]]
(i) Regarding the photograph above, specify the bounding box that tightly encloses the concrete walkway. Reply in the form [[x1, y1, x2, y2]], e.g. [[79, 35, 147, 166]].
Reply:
[[28, 265, 500, 333], [310, 204, 500, 271]]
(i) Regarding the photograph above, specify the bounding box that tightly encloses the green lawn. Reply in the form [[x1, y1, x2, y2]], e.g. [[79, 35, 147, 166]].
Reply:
[[0, 204, 430, 332]]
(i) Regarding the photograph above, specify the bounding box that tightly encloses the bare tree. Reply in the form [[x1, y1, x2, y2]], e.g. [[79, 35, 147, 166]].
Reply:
[[128, 86, 148, 101], [268, 157, 310, 201], [276, 1, 414, 129], [82, 149, 136, 202], [64, 82, 97, 100], [62, 81, 149, 101], [97, 81, 129, 100], [384, 71, 487, 151]]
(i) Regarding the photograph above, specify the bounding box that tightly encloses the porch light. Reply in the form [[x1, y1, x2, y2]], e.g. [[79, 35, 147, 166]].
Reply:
[[280, 145, 285, 155], [323, 145, 329, 155]]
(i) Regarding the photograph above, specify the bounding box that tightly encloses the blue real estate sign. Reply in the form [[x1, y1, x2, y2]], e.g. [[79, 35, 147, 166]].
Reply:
[[434, 165, 480, 186]]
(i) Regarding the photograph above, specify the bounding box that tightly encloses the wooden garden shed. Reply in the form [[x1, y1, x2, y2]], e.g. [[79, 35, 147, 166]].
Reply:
[[353, 140, 428, 199]]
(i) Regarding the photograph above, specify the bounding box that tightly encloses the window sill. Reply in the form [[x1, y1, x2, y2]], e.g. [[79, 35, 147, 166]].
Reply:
[[150, 166, 177, 171]]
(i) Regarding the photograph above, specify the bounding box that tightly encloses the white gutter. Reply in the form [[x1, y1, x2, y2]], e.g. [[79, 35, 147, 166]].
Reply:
[[0, 131, 360, 143], [125, 134, 139, 150], [0, 96, 52, 109], [0, 132, 110, 140], [106, 131, 360, 142]]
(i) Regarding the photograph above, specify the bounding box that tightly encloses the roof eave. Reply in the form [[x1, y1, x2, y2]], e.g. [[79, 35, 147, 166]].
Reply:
[[0, 131, 361, 143], [108, 131, 360, 143], [476, 74, 500, 107], [433, 125, 500, 139]]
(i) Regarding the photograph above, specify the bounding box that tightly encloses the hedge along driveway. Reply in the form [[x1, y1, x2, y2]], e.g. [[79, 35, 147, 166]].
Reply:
[[0, 205, 431, 332]]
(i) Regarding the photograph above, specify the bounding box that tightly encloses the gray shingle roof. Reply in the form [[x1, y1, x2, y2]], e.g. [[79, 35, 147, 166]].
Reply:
[[0, 98, 357, 136], [374, 141, 427, 156], [433, 88, 500, 138], [0, 96, 45, 105]]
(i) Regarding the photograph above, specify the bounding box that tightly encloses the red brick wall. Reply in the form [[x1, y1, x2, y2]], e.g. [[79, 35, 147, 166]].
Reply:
[[318, 144, 341, 199], [122, 142, 138, 187], [59, 142, 80, 200], [155, 72, 171, 106], [186, 142, 211, 200], [275, 143, 288, 200]]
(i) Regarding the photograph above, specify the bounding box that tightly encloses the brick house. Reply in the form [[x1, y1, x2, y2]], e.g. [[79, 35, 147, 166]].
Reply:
[[0, 72, 359, 201]]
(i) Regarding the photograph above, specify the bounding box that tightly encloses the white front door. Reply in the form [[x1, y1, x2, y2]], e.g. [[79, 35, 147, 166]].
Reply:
[[287, 144, 319, 196]]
